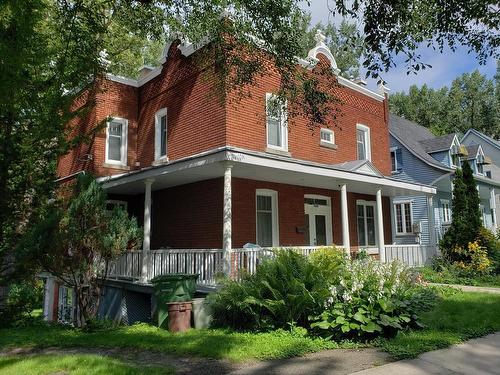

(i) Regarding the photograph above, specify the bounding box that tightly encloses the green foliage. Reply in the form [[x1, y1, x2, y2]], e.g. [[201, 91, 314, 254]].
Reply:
[[310, 260, 436, 340], [309, 246, 347, 284], [0, 354, 173, 375], [21, 175, 142, 327], [390, 67, 500, 138], [0, 280, 44, 328], [441, 163, 482, 261], [210, 249, 330, 330], [380, 291, 500, 359], [477, 227, 500, 273], [420, 263, 500, 287]]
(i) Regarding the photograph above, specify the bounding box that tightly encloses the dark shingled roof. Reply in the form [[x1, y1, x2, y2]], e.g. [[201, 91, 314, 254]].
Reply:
[[465, 144, 480, 160], [419, 134, 457, 153], [389, 114, 451, 171]]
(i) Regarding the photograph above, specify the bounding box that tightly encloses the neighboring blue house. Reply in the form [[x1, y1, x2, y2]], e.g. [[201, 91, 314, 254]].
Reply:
[[389, 114, 500, 246]]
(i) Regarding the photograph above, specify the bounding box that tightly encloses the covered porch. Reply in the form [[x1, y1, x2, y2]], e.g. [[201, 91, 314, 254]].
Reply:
[[101, 147, 437, 286]]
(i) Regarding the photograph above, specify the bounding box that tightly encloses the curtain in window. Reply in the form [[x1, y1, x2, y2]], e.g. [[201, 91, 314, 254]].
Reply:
[[357, 129, 366, 160]]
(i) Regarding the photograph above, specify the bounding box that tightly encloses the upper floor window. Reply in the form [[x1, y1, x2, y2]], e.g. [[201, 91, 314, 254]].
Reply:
[[441, 199, 451, 223], [356, 124, 371, 161], [105, 118, 128, 165], [256, 189, 279, 247], [266, 94, 287, 151], [390, 147, 403, 173], [155, 108, 168, 161], [394, 201, 413, 235], [477, 162, 484, 175]]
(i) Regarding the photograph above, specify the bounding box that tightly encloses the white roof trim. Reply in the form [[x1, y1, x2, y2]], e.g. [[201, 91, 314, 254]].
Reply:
[[337, 76, 385, 102], [307, 30, 340, 75], [462, 129, 500, 151]]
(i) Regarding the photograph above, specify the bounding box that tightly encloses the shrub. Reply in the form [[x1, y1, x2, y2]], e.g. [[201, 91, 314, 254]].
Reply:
[[0, 279, 44, 327], [477, 227, 500, 274], [309, 246, 347, 285], [310, 259, 435, 340], [210, 249, 330, 331], [452, 241, 492, 275]]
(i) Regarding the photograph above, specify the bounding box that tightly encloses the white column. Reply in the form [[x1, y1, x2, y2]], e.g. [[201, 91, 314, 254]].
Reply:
[[141, 178, 154, 282], [427, 195, 437, 246], [222, 162, 233, 275], [43, 276, 55, 321], [376, 189, 386, 262], [491, 188, 497, 232], [340, 184, 350, 258]]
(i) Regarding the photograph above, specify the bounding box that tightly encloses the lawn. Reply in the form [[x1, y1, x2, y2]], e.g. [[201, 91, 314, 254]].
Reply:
[[0, 324, 344, 362], [418, 266, 500, 288], [381, 290, 500, 359], [0, 354, 172, 375]]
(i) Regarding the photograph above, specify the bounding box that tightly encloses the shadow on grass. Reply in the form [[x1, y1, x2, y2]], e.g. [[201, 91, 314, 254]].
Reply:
[[381, 291, 500, 359]]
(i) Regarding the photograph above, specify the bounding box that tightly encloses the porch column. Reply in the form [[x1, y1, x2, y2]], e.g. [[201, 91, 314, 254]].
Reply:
[[340, 184, 350, 258], [376, 189, 386, 262], [43, 276, 55, 322], [491, 188, 498, 232], [222, 162, 233, 275], [427, 195, 437, 246], [141, 178, 154, 282]]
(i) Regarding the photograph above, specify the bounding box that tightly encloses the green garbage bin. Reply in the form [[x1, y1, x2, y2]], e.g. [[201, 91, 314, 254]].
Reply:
[[151, 274, 198, 329]]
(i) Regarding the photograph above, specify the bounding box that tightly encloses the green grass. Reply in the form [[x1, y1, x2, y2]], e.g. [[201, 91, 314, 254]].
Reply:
[[0, 354, 172, 375], [0, 324, 345, 362], [380, 290, 500, 359], [418, 266, 500, 288]]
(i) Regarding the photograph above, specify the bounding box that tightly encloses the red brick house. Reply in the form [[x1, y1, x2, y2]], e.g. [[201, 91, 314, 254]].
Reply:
[[56, 32, 436, 288]]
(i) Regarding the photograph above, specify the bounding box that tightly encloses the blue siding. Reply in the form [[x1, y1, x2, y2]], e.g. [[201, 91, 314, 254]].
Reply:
[[430, 151, 451, 166], [392, 196, 431, 245], [390, 137, 445, 185]]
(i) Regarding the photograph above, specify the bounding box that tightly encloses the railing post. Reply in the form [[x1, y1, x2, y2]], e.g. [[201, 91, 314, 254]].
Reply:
[[427, 195, 437, 246], [141, 178, 154, 283], [340, 183, 351, 259], [376, 189, 386, 262], [491, 188, 497, 233], [222, 162, 233, 275]]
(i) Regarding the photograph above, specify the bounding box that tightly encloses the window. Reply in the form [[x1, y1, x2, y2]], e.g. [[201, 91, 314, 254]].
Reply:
[[266, 94, 287, 151], [477, 162, 484, 175], [441, 200, 451, 223], [356, 124, 371, 161], [479, 204, 485, 224], [155, 108, 168, 160], [390, 147, 403, 173], [450, 153, 460, 168], [357, 201, 376, 247], [394, 201, 413, 235], [105, 118, 128, 165], [256, 189, 279, 247], [320, 128, 335, 144]]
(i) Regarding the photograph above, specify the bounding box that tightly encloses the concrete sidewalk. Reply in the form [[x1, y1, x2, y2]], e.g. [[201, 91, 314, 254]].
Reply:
[[430, 283, 500, 294], [351, 332, 500, 375]]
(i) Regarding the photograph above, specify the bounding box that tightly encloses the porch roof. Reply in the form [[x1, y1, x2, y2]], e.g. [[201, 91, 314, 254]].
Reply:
[[100, 146, 436, 196]]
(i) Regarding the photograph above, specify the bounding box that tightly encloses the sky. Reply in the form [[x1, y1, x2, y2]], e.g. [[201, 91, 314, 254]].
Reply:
[[301, 1, 498, 93]]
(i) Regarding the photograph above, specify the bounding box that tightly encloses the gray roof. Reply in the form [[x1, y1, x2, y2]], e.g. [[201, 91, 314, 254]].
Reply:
[[462, 129, 500, 150], [465, 144, 480, 160], [419, 134, 457, 153], [389, 114, 451, 171]]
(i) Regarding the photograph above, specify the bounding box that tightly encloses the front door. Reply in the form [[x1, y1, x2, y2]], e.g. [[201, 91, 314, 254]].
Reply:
[[304, 196, 333, 246]]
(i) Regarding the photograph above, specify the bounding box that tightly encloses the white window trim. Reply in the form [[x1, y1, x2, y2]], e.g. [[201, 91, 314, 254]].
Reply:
[[265, 93, 288, 152], [449, 136, 462, 168], [105, 117, 128, 166], [390, 146, 399, 173], [154, 108, 168, 161], [304, 194, 333, 245], [356, 124, 371, 161], [393, 200, 414, 236], [441, 199, 451, 223], [256, 189, 279, 247], [320, 128, 335, 145], [356, 199, 377, 247]]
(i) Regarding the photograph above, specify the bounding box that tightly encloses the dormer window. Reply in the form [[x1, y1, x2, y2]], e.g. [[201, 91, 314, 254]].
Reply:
[[390, 147, 403, 173], [155, 108, 168, 161], [266, 94, 287, 151], [105, 118, 128, 166]]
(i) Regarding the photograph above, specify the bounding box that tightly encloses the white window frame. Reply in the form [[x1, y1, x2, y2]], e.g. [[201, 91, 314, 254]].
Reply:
[[105, 117, 128, 166], [356, 124, 371, 161], [393, 201, 414, 236], [449, 136, 461, 168], [154, 108, 168, 161], [356, 199, 377, 247], [265, 93, 288, 151], [320, 128, 335, 145], [441, 199, 451, 223], [390, 146, 399, 173], [255, 189, 279, 247]]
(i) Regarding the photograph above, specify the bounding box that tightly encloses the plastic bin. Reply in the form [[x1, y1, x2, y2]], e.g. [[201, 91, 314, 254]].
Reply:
[[192, 297, 212, 329], [151, 274, 198, 328], [167, 301, 193, 333]]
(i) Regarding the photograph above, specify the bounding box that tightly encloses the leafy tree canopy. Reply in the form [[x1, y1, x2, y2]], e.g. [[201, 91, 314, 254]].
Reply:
[[390, 63, 500, 138]]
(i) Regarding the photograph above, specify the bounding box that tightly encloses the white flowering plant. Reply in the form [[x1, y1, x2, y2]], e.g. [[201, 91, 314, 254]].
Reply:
[[310, 258, 435, 340]]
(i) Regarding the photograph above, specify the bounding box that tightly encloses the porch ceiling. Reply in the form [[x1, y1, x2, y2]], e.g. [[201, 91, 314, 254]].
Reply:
[[101, 147, 436, 197]]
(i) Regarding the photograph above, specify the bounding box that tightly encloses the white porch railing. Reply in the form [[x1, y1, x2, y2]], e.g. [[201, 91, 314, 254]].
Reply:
[[107, 245, 437, 286], [383, 244, 438, 267]]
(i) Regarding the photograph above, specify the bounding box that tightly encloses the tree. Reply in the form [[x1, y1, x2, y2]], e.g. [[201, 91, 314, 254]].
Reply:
[[441, 161, 482, 261], [22, 175, 141, 326], [390, 68, 500, 138]]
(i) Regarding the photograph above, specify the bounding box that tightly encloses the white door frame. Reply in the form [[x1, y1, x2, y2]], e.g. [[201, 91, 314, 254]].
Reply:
[[304, 194, 333, 246]]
